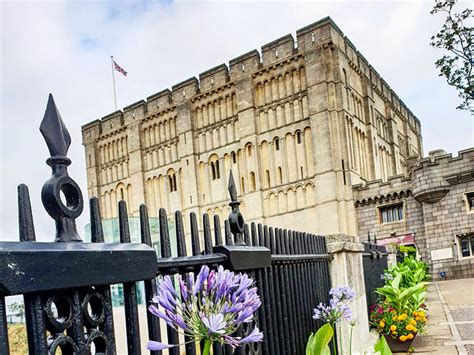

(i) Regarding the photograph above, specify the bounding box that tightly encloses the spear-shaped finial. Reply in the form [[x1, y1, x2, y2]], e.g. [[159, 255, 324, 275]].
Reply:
[[40, 94, 83, 242], [227, 170, 245, 245], [228, 170, 238, 203], [40, 94, 71, 157]]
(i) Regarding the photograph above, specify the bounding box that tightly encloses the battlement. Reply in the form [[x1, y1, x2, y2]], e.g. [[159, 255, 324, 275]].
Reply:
[[261, 34, 295, 65], [199, 64, 230, 92], [413, 148, 474, 171], [353, 148, 474, 206], [353, 174, 412, 206], [81, 16, 422, 137]]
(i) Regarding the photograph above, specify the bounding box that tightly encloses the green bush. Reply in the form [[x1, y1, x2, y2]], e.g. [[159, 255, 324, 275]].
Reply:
[[387, 256, 430, 289]]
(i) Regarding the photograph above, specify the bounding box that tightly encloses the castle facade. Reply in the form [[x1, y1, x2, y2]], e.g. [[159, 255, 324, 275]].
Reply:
[[81, 17, 422, 237]]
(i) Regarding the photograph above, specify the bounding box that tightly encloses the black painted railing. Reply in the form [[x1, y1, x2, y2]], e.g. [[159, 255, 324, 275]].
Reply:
[[362, 236, 389, 313], [0, 95, 332, 355]]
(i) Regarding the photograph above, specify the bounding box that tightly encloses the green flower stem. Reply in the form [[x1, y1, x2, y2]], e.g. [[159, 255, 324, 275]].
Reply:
[[202, 338, 212, 355], [349, 324, 354, 355], [332, 323, 337, 355]]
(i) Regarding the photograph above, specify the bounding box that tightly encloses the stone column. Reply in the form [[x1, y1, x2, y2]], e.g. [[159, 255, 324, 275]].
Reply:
[[386, 244, 398, 268], [326, 234, 370, 353]]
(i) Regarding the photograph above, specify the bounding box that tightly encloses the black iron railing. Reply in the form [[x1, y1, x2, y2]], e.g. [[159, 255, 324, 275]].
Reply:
[[0, 95, 332, 354], [362, 235, 389, 313]]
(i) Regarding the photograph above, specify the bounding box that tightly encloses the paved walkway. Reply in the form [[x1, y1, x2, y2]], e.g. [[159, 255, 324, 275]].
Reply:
[[409, 278, 474, 354]]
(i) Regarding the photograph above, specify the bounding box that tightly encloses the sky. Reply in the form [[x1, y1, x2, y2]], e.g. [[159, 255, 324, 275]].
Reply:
[[1, 0, 473, 242]]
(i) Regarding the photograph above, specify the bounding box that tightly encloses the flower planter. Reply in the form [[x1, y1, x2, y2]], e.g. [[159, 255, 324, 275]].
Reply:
[[383, 334, 416, 353]]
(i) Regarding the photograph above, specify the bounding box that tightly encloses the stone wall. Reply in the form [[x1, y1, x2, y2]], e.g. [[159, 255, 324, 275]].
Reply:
[[354, 148, 474, 280]]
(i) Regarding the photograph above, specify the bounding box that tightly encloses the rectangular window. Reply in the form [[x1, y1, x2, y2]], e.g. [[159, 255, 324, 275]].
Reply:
[[458, 234, 474, 258], [378, 203, 404, 224]]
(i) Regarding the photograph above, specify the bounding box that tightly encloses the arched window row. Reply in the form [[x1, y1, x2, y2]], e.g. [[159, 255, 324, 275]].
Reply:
[[375, 114, 390, 141], [197, 120, 238, 153], [259, 127, 314, 189], [351, 94, 364, 120], [378, 145, 392, 182], [254, 66, 307, 107], [145, 143, 179, 171], [143, 116, 177, 149], [99, 136, 128, 166], [264, 183, 315, 216], [100, 161, 129, 185], [258, 95, 309, 133], [195, 93, 238, 129], [145, 170, 183, 215], [101, 183, 133, 219], [345, 116, 369, 180]]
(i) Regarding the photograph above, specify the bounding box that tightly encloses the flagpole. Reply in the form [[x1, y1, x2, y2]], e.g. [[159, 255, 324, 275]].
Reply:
[[111, 56, 118, 111]]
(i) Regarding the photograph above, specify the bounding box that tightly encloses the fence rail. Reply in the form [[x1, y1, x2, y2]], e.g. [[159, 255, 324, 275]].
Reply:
[[362, 238, 389, 313], [0, 95, 332, 354]]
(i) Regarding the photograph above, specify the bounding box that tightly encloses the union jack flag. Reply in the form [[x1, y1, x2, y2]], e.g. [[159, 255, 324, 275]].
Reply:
[[113, 60, 127, 76]]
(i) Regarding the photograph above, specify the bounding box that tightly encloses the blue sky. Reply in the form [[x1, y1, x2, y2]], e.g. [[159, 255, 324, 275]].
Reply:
[[1, 0, 473, 241]]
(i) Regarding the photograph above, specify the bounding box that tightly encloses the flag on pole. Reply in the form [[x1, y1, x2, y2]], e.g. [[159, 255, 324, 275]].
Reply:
[[113, 60, 127, 76]]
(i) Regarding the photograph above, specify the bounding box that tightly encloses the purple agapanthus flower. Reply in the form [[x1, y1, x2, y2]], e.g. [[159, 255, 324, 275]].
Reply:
[[313, 285, 356, 324], [147, 265, 263, 351]]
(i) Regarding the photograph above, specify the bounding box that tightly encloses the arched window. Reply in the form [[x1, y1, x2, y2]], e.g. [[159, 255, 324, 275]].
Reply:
[[231, 151, 237, 164], [246, 144, 253, 157], [168, 170, 177, 192], [210, 156, 220, 180], [296, 131, 302, 144], [277, 167, 283, 184], [250, 172, 256, 191], [274, 137, 280, 151], [265, 170, 271, 188]]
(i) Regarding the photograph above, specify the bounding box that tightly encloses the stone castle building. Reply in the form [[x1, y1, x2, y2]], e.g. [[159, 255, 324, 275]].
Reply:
[[354, 148, 474, 280], [81, 17, 423, 239]]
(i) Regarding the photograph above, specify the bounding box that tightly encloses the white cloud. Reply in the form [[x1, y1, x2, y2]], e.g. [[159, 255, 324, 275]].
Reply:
[[1, 0, 472, 241]]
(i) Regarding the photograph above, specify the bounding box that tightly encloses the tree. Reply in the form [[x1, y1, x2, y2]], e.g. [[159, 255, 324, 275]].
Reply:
[[8, 302, 25, 322], [430, 0, 473, 114]]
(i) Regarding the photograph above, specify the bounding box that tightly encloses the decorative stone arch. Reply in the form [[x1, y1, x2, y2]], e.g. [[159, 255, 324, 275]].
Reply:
[[245, 142, 253, 157], [209, 154, 220, 180], [167, 168, 177, 192]]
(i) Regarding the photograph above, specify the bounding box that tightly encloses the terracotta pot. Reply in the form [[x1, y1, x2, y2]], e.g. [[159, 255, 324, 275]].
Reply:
[[383, 334, 416, 353]]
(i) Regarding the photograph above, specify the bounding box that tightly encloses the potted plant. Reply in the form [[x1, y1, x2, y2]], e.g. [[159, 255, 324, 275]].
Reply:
[[370, 303, 427, 352], [370, 259, 429, 353]]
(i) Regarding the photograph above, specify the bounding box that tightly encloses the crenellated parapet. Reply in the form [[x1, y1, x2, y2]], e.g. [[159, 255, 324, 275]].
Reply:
[[353, 148, 474, 206], [353, 174, 412, 207], [409, 148, 474, 203]]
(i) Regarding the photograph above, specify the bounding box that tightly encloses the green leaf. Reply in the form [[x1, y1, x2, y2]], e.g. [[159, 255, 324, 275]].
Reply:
[[306, 323, 333, 355], [392, 273, 402, 290], [306, 333, 316, 355], [374, 336, 393, 355]]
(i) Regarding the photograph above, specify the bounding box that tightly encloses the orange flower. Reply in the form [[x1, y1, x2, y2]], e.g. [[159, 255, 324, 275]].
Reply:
[[379, 321, 385, 328], [415, 316, 421, 321], [390, 325, 397, 331], [392, 316, 398, 321], [406, 324, 414, 331], [399, 335, 407, 342], [410, 319, 417, 325], [407, 333, 414, 340]]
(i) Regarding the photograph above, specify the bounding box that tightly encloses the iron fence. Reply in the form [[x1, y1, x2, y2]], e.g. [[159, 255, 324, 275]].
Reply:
[[362, 237, 388, 313], [0, 95, 332, 354]]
